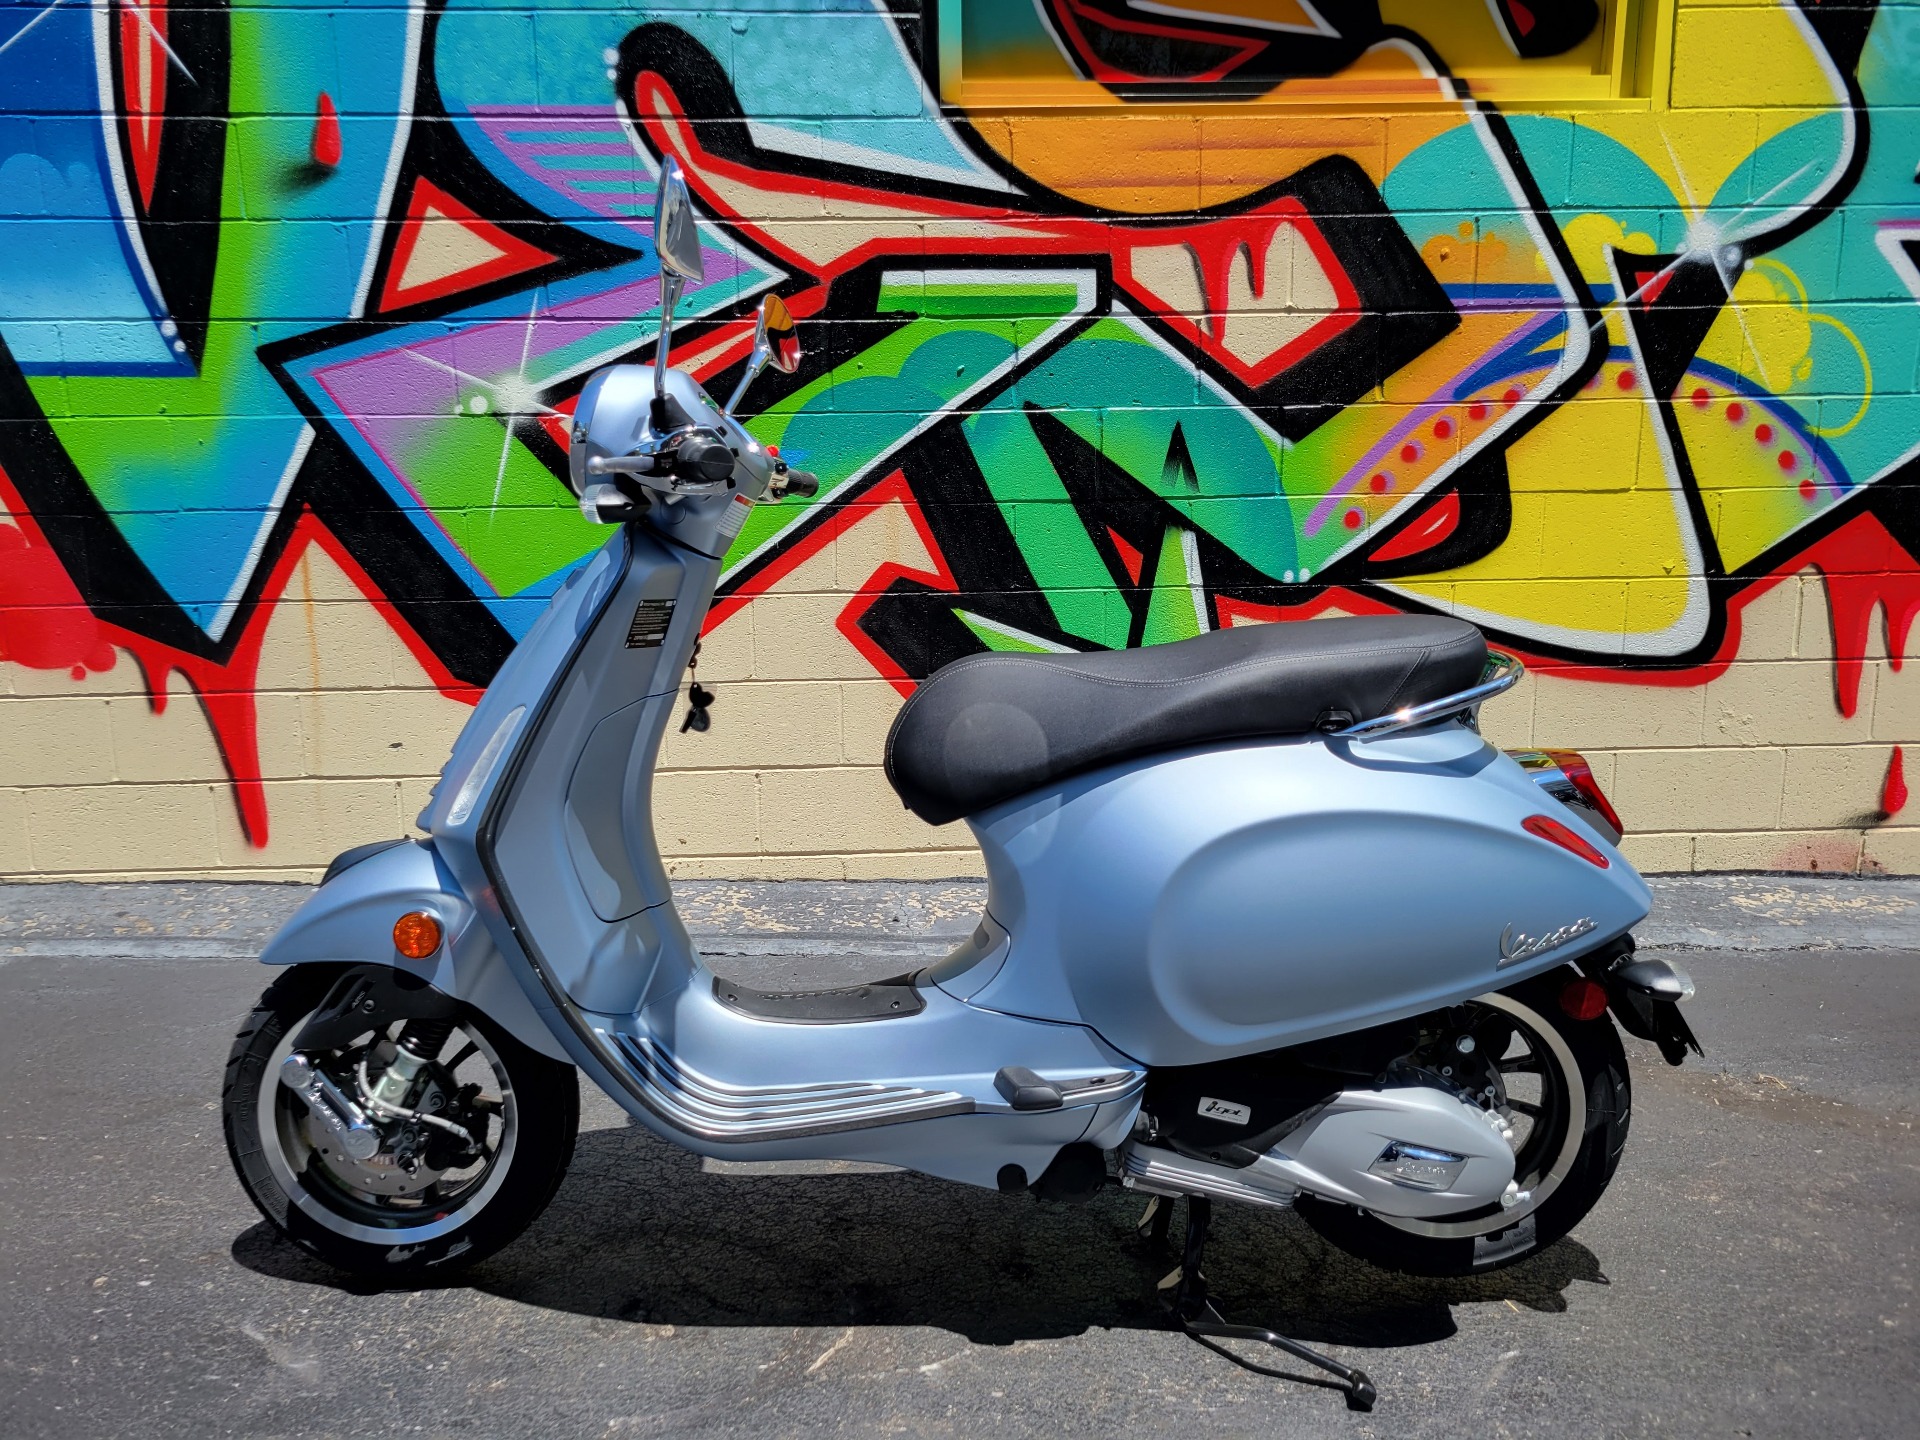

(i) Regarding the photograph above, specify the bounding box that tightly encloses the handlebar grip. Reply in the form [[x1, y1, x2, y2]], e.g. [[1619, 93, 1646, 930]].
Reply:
[[673, 434, 735, 486], [781, 468, 820, 499]]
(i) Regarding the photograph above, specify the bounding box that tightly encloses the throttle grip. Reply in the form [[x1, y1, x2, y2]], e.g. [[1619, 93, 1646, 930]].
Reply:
[[673, 434, 735, 486], [780, 468, 820, 499]]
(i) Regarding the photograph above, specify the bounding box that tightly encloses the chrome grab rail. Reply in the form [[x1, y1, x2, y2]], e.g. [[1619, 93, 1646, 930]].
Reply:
[[1332, 651, 1525, 742]]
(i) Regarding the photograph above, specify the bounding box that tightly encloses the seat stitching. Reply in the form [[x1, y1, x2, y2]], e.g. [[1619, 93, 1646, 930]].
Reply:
[[1378, 649, 1429, 712]]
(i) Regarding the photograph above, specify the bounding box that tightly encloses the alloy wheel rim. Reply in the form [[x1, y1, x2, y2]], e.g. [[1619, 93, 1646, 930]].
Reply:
[[1375, 990, 1587, 1240], [256, 1007, 520, 1246]]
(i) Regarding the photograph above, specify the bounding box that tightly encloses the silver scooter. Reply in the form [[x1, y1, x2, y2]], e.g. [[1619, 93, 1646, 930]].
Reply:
[[222, 163, 1700, 1407]]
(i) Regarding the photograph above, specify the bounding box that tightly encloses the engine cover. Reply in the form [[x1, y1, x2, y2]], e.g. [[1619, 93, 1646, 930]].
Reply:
[[1127, 1084, 1518, 1220], [1264, 1085, 1517, 1215]]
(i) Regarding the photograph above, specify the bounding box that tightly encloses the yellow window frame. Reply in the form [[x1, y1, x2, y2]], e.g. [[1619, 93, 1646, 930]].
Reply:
[[935, 0, 1679, 112]]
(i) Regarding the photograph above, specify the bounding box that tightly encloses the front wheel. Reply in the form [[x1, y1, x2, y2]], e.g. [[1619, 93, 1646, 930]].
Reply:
[[1296, 970, 1631, 1276], [223, 966, 578, 1277]]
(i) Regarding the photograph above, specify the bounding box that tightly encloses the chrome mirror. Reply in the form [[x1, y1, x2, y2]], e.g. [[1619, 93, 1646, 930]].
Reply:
[[651, 158, 703, 421], [723, 292, 802, 413], [652, 157, 704, 284], [758, 292, 800, 374]]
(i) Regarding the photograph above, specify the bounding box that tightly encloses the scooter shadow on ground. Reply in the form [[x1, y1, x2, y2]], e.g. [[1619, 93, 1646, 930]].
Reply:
[[229, 1121, 1609, 1352]]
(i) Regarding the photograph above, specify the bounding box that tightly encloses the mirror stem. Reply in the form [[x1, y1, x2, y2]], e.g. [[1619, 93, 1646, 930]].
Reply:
[[723, 349, 770, 417], [651, 272, 685, 430]]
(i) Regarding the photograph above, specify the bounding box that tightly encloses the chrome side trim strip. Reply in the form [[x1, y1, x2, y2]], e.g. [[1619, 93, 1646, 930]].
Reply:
[[1120, 1147, 1298, 1210], [1055, 1072, 1147, 1109], [601, 1031, 976, 1141], [1335, 651, 1525, 741]]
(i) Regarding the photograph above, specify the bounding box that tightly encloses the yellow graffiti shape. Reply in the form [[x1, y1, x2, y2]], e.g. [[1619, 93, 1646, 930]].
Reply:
[[1395, 376, 1705, 659]]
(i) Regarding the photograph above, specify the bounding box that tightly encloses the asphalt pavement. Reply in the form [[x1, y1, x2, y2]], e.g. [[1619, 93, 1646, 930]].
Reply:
[[1, 877, 1915, 1438]]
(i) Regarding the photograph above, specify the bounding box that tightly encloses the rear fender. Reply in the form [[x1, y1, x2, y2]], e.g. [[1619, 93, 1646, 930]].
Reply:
[[261, 839, 568, 1062], [1578, 937, 1703, 1067]]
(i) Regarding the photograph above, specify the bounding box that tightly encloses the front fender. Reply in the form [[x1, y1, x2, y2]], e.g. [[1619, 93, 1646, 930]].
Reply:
[[262, 839, 569, 1062]]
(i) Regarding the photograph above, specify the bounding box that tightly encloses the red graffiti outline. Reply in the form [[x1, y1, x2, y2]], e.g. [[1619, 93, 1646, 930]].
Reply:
[[116, 0, 169, 209], [0, 462, 479, 848], [630, 71, 1365, 396], [1219, 511, 1919, 720], [379, 177, 558, 313], [701, 470, 958, 698], [1045, 0, 1268, 85]]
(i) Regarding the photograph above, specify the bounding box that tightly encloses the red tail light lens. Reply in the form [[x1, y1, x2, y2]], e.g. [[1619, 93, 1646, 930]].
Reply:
[[1560, 977, 1609, 1021], [1545, 749, 1625, 837], [1522, 813, 1611, 868]]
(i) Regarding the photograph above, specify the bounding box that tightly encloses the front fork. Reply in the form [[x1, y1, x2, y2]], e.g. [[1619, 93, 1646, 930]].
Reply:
[[277, 966, 483, 1152]]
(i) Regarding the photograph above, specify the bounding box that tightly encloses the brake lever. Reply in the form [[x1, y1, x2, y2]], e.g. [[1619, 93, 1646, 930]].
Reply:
[[586, 452, 660, 476]]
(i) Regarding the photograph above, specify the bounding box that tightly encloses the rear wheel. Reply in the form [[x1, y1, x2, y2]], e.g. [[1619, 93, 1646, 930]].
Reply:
[[222, 966, 578, 1277], [1296, 970, 1630, 1276]]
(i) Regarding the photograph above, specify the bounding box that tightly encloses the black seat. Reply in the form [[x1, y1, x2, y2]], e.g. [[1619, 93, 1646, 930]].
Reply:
[[884, 615, 1487, 825]]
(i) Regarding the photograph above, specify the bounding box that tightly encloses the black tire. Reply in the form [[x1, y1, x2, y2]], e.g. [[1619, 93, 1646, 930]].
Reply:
[[1296, 969, 1631, 1277], [222, 966, 578, 1278]]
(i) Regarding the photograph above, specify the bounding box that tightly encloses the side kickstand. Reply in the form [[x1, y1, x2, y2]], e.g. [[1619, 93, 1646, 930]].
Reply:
[[1153, 1196, 1378, 1411]]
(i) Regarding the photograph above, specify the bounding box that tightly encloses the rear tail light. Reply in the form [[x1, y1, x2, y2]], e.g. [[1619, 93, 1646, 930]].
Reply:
[[1522, 813, 1611, 868], [1549, 750, 1625, 838], [1504, 748, 1624, 843]]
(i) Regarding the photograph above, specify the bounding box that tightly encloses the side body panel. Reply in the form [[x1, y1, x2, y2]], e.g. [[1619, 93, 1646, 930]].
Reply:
[[428, 515, 1147, 1193], [966, 725, 1651, 1067]]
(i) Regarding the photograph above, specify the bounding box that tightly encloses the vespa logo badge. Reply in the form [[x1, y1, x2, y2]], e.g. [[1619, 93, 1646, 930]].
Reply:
[[1498, 916, 1597, 968], [1197, 1096, 1251, 1126]]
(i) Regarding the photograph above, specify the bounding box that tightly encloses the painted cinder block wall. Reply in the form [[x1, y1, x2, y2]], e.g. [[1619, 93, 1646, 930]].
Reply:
[[0, 0, 1915, 882]]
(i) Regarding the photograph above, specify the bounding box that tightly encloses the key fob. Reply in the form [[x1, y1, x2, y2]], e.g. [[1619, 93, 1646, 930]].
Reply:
[[680, 682, 716, 733]]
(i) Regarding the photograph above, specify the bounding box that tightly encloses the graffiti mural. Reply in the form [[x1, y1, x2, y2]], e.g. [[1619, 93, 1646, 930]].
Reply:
[[0, 0, 1916, 869]]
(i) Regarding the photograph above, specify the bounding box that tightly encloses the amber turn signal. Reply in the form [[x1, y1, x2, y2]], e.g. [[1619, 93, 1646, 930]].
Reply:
[[393, 911, 443, 959]]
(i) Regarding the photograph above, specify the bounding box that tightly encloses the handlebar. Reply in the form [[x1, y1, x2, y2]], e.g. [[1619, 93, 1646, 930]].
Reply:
[[777, 468, 819, 499], [586, 453, 657, 477], [586, 429, 733, 489]]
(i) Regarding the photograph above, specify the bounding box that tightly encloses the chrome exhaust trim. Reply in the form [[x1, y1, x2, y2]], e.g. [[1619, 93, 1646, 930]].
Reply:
[[1121, 1145, 1298, 1210]]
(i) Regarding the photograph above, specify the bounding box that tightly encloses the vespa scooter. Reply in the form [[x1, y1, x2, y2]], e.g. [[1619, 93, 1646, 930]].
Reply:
[[222, 162, 1700, 1406]]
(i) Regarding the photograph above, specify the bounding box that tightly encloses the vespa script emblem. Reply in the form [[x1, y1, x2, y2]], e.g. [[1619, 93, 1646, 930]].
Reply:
[[1498, 916, 1597, 968]]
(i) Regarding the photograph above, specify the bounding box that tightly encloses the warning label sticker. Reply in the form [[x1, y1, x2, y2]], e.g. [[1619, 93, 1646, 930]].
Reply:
[[625, 597, 677, 649], [716, 494, 754, 540]]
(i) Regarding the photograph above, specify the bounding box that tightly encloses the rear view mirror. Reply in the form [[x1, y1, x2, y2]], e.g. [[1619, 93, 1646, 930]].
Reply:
[[653, 158, 704, 284], [758, 293, 800, 374], [724, 292, 804, 413], [650, 158, 703, 418]]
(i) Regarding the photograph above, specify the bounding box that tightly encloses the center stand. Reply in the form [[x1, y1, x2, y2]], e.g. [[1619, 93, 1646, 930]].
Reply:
[[1139, 1195, 1378, 1410]]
